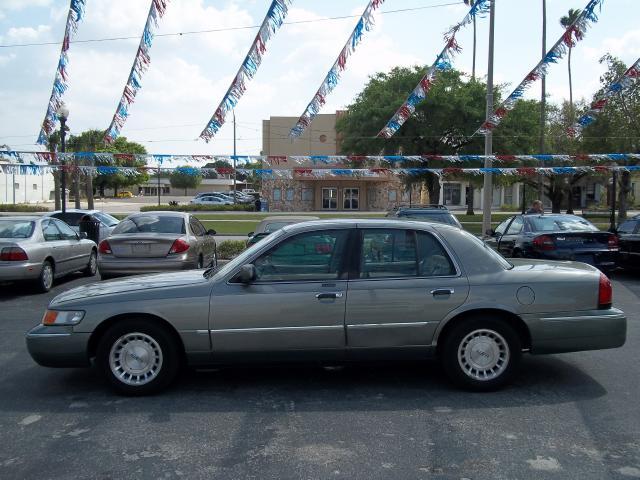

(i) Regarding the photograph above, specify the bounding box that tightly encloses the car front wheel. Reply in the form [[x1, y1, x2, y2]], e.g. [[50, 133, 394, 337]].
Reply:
[[97, 319, 180, 395], [441, 316, 521, 391]]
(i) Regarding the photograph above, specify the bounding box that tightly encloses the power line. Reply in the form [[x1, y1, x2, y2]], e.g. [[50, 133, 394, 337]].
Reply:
[[0, 2, 461, 49]]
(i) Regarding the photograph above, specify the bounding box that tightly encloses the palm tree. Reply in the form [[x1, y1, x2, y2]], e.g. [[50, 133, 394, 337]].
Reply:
[[463, 0, 476, 80], [560, 8, 581, 122]]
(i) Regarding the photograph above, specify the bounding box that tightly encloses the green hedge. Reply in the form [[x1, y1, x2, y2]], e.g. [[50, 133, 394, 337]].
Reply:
[[217, 240, 246, 259], [140, 204, 254, 212], [0, 204, 49, 212]]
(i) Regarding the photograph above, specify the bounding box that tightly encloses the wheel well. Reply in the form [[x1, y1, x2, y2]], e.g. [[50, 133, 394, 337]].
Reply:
[[87, 313, 186, 361], [44, 256, 55, 272], [436, 309, 532, 354]]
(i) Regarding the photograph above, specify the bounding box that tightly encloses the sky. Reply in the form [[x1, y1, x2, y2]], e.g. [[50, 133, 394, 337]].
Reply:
[[0, 0, 638, 156]]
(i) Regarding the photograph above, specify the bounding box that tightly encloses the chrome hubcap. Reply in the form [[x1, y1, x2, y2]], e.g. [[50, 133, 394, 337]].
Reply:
[[89, 253, 97, 273], [458, 329, 509, 381], [109, 332, 163, 386], [42, 265, 53, 289]]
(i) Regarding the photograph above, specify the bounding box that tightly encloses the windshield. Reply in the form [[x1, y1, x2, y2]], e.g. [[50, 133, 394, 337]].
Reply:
[[0, 220, 35, 238], [92, 211, 119, 227], [113, 215, 185, 234], [528, 215, 598, 232]]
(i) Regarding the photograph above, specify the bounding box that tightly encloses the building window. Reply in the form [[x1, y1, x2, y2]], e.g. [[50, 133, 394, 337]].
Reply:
[[504, 185, 514, 205], [388, 190, 397, 202], [401, 189, 410, 202], [322, 187, 337, 209], [14, 183, 19, 190], [443, 183, 461, 205], [286, 188, 294, 201], [302, 188, 313, 201], [33, 184, 38, 191], [343, 188, 359, 210], [273, 188, 282, 201]]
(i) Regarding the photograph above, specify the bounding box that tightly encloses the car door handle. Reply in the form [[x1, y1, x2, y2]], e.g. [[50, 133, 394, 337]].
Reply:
[[316, 292, 343, 300], [430, 288, 454, 296]]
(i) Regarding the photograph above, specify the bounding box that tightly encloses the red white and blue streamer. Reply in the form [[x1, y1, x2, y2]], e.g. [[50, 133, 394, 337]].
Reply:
[[104, 0, 169, 143], [199, 0, 292, 143], [377, 0, 490, 139], [289, 0, 385, 139], [568, 57, 640, 138], [36, 0, 87, 145], [478, 0, 604, 135]]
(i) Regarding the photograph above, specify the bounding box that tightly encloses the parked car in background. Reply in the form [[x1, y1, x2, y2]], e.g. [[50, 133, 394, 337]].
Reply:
[[226, 191, 254, 204], [0, 216, 97, 292], [485, 214, 618, 271], [97, 212, 217, 280], [27, 219, 625, 395], [617, 214, 640, 270], [247, 216, 320, 247], [45, 209, 120, 243], [387, 205, 463, 228], [242, 189, 257, 195], [190, 196, 233, 206], [116, 191, 133, 198]]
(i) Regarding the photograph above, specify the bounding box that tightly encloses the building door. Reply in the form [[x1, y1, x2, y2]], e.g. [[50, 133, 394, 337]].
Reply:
[[343, 188, 359, 210], [443, 183, 462, 206], [322, 187, 338, 210]]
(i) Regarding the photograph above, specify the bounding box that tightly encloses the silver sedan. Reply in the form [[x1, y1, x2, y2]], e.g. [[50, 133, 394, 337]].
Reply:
[[97, 211, 217, 280], [0, 216, 97, 292], [26, 219, 626, 395]]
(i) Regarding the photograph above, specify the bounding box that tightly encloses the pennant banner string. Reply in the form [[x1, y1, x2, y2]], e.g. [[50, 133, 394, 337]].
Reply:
[[36, 0, 87, 145], [104, 0, 170, 143], [289, 0, 385, 139], [568, 56, 640, 138], [199, 0, 292, 143], [377, 0, 491, 139], [476, 0, 604, 136]]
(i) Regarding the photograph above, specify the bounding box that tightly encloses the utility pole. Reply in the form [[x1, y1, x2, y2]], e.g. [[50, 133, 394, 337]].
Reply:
[[157, 166, 161, 206], [233, 110, 237, 204], [481, 0, 496, 236], [56, 103, 69, 213]]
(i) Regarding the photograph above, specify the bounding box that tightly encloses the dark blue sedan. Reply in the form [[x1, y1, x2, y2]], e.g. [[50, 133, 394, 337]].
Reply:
[[485, 214, 618, 272]]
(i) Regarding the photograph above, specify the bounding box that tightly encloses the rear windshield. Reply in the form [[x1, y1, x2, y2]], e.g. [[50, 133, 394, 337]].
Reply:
[[264, 222, 292, 233], [113, 216, 185, 234], [528, 215, 598, 232], [400, 212, 459, 226], [0, 220, 35, 238]]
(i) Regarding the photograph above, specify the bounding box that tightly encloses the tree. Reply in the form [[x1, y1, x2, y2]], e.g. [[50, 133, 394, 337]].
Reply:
[[560, 8, 582, 122], [169, 166, 202, 195]]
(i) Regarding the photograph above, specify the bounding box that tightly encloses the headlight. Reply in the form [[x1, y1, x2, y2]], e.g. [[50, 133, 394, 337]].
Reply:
[[42, 310, 85, 326]]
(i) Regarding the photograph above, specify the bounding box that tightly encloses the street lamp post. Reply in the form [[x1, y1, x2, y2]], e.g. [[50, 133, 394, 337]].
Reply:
[[233, 111, 237, 205], [481, 0, 496, 235], [56, 103, 69, 213]]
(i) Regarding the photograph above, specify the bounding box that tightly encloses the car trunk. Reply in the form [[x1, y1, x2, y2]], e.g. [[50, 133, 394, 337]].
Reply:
[[541, 232, 614, 252], [107, 234, 182, 258]]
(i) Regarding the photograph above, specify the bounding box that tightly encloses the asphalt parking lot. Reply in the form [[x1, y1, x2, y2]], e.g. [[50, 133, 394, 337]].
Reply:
[[0, 272, 639, 480]]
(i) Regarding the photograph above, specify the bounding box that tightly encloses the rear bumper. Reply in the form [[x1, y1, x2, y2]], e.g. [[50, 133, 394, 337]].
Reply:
[[523, 308, 626, 354], [0, 261, 42, 281], [98, 255, 196, 276], [25, 325, 91, 367]]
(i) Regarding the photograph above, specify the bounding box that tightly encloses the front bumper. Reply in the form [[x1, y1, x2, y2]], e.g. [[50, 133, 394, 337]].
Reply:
[[25, 325, 91, 367], [98, 255, 196, 277], [0, 261, 42, 281], [523, 307, 626, 354]]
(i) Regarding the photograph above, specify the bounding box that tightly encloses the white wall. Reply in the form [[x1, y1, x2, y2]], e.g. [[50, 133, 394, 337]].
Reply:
[[0, 171, 55, 204]]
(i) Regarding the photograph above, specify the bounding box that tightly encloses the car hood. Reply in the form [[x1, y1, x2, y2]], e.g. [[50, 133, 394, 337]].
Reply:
[[50, 270, 209, 306]]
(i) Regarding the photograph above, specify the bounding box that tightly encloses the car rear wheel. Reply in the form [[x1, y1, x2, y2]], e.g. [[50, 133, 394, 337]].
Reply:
[[441, 316, 521, 391], [97, 319, 180, 396], [83, 250, 97, 276], [37, 260, 54, 293], [197, 255, 203, 269]]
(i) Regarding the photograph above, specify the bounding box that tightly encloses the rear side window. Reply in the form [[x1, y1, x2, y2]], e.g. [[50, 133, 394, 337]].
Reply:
[[417, 232, 456, 276], [189, 218, 205, 236], [0, 220, 35, 238], [42, 220, 61, 241], [114, 216, 186, 234], [361, 229, 417, 278]]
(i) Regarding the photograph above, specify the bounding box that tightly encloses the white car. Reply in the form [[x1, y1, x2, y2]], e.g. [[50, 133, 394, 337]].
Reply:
[[190, 196, 233, 206], [44, 209, 120, 243]]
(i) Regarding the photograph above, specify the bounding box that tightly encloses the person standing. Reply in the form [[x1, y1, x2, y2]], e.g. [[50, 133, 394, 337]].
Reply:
[[526, 200, 544, 214]]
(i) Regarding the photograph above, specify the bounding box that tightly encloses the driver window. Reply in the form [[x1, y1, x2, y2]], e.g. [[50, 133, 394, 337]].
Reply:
[[505, 216, 524, 235], [53, 219, 78, 240], [494, 217, 512, 236], [253, 230, 349, 282]]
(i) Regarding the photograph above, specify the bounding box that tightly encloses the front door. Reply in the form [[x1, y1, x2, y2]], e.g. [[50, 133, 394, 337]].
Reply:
[[497, 215, 524, 257], [345, 228, 469, 349], [210, 228, 352, 360]]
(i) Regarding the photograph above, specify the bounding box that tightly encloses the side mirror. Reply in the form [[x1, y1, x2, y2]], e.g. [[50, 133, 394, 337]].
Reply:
[[236, 264, 256, 284], [247, 232, 254, 237], [207, 229, 217, 235]]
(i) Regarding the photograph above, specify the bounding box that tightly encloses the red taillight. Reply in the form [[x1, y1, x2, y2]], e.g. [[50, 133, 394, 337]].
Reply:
[[598, 272, 612, 309], [533, 235, 556, 251], [169, 238, 190, 254], [607, 234, 618, 250], [98, 240, 112, 255], [0, 247, 28, 261]]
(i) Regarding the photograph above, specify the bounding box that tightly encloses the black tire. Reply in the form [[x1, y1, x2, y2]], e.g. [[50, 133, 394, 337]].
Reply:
[[100, 272, 114, 281], [96, 319, 181, 396], [197, 255, 203, 269], [37, 260, 54, 293], [440, 316, 522, 391], [83, 250, 98, 277]]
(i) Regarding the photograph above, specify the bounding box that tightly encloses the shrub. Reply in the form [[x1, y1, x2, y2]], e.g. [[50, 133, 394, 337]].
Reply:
[[217, 240, 246, 259], [0, 203, 49, 212], [140, 204, 254, 212], [499, 204, 519, 212]]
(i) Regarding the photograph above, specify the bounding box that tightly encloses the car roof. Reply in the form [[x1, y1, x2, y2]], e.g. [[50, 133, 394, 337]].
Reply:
[[47, 209, 99, 215], [397, 209, 452, 214], [0, 215, 42, 221], [261, 216, 320, 222], [281, 218, 453, 233], [126, 211, 189, 218]]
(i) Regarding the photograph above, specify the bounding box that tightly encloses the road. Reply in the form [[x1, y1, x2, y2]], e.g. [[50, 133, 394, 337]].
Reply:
[[0, 273, 639, 479]]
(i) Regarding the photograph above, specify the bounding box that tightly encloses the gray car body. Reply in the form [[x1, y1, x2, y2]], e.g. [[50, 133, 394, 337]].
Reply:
[[0, 216, 97, 283], [27, 219, 626, 369], [97, 211, 216, 278]]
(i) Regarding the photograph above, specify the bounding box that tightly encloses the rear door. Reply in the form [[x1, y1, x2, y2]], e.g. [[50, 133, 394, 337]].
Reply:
[[345, 228, 469, 349]]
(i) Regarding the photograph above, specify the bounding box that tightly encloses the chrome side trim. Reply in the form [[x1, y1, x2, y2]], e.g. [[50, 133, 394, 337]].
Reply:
[[25, 333, 72, 338], [211, 325, 343, 333], [541, 314, 626, 322], [348, 322, 430, 329], [195, 330, 209, 335]]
